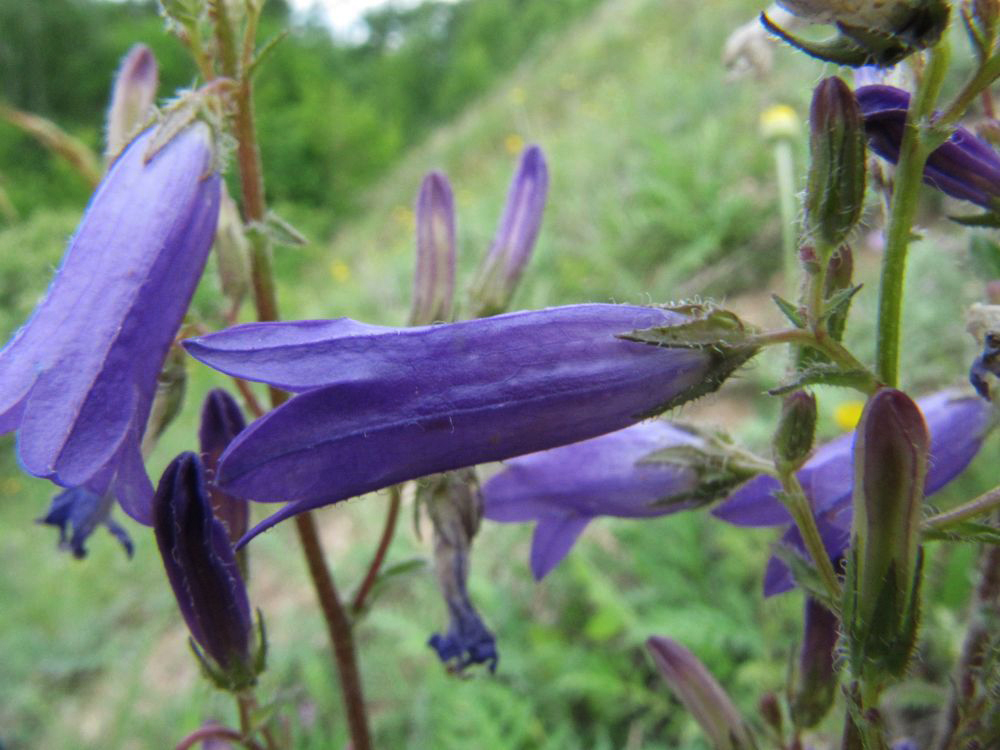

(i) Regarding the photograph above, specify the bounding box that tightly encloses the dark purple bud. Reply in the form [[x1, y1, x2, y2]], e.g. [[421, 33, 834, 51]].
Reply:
[[0, 125, 221, 524], [807, 77, 866, 249], [857, 85, 1000, 210], [38, 487, 133, 559], [647, 637, 757, 750], [153, 452, 256, 689], [411, 171, 456, 326], [184, 304, 757, 543], [483, 421, 707, 579], [470, 146, 548, 317], [844, 388, 928, 681], [199, 389, 249, 545], [105, 44, 158, 162], [424, 470, 497, 673], [773, 390, 818, 472], [791, 598, 838, 728], [758, 693, 783, 734]]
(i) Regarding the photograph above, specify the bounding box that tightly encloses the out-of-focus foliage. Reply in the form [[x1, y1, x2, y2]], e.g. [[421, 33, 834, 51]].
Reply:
[[0, 0, 602, 218]]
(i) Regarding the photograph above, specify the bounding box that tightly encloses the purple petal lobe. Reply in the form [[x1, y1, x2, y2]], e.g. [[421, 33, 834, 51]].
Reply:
[[530, 516, 591, 580]]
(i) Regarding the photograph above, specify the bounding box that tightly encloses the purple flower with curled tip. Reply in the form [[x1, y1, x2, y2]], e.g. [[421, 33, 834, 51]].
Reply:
[[183, 303, 757, 543], [713, 391, 992, 596], [469, 146, 548, 317], [153, 452, 258, 689], [38, 486, 134, 559], [483, 421, 707, 579], [856, 85, 1000, 209], [199, 389, 249, 545], [410, 171, 456, 326], [0, 125, 220, 525]]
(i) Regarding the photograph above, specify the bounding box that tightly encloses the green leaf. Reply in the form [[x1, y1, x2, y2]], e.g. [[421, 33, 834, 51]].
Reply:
[[247, 211, 309, 247], [923, 521, 1000, 545], [772, 294, 805, 328], [950, 212, 1000, 228]]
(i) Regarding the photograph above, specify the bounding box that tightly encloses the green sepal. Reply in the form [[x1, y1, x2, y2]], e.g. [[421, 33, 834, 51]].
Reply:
[[769, 366, 875, 395], [622, 305, 757, 349], [772, 294, 805, 328], [771, 534, 840, 614], [639, 435, 762, 508], [350, 558, 427, 618], [760, 13, 908, 66], [247, 211, 309, 247], [821, 284, 863, 343]]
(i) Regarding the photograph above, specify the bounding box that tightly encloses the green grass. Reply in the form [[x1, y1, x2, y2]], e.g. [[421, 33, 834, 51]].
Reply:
[[1, 0, 997, 747]]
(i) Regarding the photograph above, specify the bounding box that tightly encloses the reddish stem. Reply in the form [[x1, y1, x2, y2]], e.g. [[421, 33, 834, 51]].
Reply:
[[351, 486, 402, 614]]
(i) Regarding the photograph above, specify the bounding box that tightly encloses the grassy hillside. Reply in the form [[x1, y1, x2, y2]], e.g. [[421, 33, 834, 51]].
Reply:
[[1, 0, 994, 748]]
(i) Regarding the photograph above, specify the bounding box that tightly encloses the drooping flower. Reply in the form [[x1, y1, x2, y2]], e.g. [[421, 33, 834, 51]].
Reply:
[[713, 391, 992, 596], [424, 470, 498, 673], [183, 303, 758, 542], [856, 85, 1000, 209], [468, 146, 548, 317], [410, 171, 456, 326], [482, 421, 716, 579], [37, 486, 134, 559], [0, 125, 221, 524], [153, 452, 259, 690]]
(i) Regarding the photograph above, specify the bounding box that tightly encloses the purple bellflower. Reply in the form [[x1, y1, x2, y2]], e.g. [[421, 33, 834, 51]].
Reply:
[[712, 391, 992, 596], [856, 85, 1000, 209], [199, 389, 249, 546], [482, 421, 708, 579], [183, 303, 757, 542], [469, 146, 548, 317], [153, 452, 260, 690], [38, 486, 134, 559], [0, 125, 221, 524], [411, 171, 456, 326]]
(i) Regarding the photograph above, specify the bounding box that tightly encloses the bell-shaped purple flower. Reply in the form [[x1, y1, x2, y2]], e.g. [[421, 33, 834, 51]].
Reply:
[[856, 85, 1000, 209], [183, 303, 757, 542], [0, 125, 221, 524], [469, 146, 548, 317], [153, 452, 258, 689], [713, 391, 992, 596], [410, 171, 456, 326], [38, 486, 134, 559], [483, 421, 707, 579], [199, 389, 249, 545]]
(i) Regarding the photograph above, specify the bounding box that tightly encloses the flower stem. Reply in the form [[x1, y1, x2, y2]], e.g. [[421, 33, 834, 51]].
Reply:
[[923, 485, 1000, 531], [175, 725, 264, 750], [217, 6, 374, 749], [352, 485, 403, 615], [874, 44, 949, 387], [294, 514, 374, 750], [754, 328, 878, 391], [777, 472, 842, 604]]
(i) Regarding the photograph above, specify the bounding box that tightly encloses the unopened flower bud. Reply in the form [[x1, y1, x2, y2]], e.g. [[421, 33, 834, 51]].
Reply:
[[214, 187, 250, 308], [647, 636, 757, 750], [153, 452, 261, 690], [758, 692, 783, 734], [844, 388, 928, 681], [470, 146, 548, 317], [199, 389, 248, 545], [806, 77, 866, 251], [791, 598, 838, 728], [773, 390, 817, 472], [105, 44, 158, 163], [410, 171, 456, 326]]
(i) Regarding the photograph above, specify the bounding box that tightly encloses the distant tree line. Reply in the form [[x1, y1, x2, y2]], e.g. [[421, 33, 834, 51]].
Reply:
[[0, 0, 601, 218]]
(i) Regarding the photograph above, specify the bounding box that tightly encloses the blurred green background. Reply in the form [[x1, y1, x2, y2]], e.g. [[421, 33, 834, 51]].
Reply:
[[0, 0, 996, 747]]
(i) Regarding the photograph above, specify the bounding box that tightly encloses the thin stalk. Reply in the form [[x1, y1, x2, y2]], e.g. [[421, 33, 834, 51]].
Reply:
[[295, 514, 374, 750], [754, 328, 878, 388], [218, 7, 375, 749], [175, 725, 264, 750], [938, 49, 1000, 127], [923, 485, 1000, 530], [777, 472, 842, 603], [352, 485, 403, 614], [874, 44, 949, 387], [773, 139, 798, 296]]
